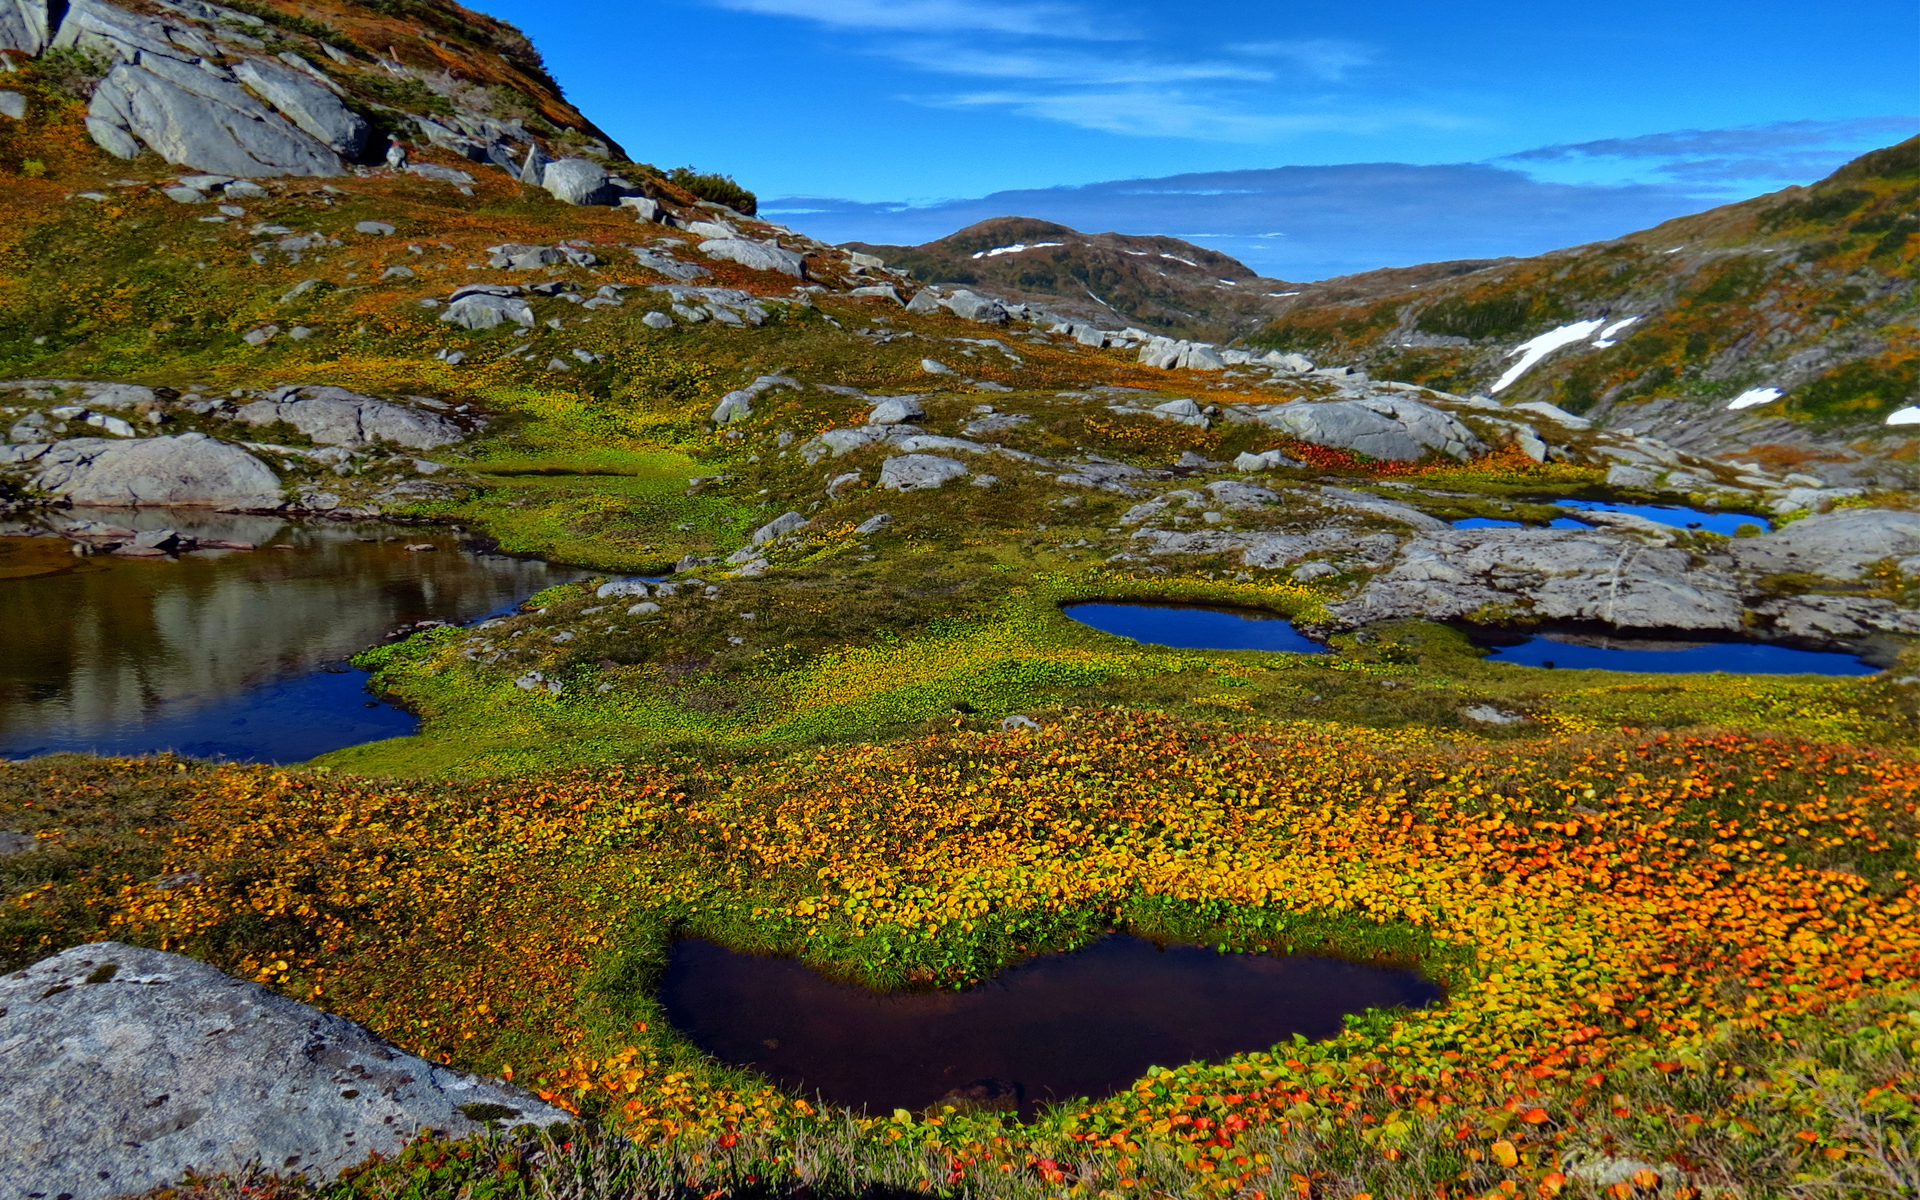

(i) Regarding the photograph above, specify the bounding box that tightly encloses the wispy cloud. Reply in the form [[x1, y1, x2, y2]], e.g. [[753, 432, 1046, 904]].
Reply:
[[930, 88, 1449, 143], [701, 0, 1410, 145], [706, 0, 1124, 39], [1504, 116, 1917, 189], [1509, 117, 1916, 162], [886, 43, 1272, 85], [1227, 39, 1372, 82]]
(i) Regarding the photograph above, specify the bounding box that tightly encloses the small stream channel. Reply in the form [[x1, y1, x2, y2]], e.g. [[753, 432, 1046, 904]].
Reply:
[[0, 508, 573, 763], [660, 934, 1438, 1117]]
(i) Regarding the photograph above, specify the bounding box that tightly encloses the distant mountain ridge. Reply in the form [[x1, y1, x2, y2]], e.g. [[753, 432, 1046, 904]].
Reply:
[[1247, 137, 1920, 473], [843, 217, 1292, 341]]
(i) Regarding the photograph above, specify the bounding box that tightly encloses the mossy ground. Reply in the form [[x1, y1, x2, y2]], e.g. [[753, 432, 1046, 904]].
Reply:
[[4, 100, 1920, 1200]]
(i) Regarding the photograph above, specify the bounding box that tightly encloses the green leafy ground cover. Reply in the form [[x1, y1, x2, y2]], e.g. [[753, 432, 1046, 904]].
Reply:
[[3, 83, 1920, 1200]]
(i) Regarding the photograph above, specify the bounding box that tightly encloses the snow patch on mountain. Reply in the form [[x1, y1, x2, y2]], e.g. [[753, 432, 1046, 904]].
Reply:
[[1491, 320, 1607, 393]]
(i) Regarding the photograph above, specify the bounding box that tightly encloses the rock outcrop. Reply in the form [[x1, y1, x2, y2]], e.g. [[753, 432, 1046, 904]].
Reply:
[[1726, 508, 1920, 580], [1237, 397, 1485, 462], [0, 0, 54, 54], [1328, 527, 1746, 632], [699, 237, 808, 278], [25, 433, 284, 507], [228, 387, 466, 451], [0, 943, 570, 1200]]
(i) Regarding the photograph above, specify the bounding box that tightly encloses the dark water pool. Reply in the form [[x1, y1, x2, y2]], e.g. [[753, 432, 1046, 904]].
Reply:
[[1454, 502, 1770, 535], [1479, 631, 1878, 676], [0, 509, 571, 763], [659, 934, 1438, 1117], [1064, 603, 1326, 653]]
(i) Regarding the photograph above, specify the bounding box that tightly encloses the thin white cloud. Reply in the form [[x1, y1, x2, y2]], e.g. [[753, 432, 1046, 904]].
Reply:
[[887, 42, 1272, 85], [1228, 38, 1372, 82], [929, 88, 1456, 143], [707, 0, 1125, 39]]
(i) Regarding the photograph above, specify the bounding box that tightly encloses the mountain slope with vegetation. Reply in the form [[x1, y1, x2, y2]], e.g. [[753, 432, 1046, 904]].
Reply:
[[846, 216, 1305, 341], [1251, 139, 1920, 480], [0, 4, 1917, 1199]]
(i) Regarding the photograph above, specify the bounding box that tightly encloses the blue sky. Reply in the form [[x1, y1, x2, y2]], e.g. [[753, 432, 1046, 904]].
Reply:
[[477, 0, 1916, 278]]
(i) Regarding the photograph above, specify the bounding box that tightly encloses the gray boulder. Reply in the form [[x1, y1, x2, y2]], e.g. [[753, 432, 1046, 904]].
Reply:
[[905, 289, 944, 315], [541, 158, 617, 205], [709, 374, 799, 425], [0, 0, 53, 53], [1727, 509, 1920, 581], [439, 292, 534, 330], [699, 238, 807, 278], [1317, 485, 1450, 531], [488, 244, 563, 270], [944, 289, 1009, 324], [230, 57, 368, 157], [0, 89, 24, 120], [1251, 397, 1484, 461], [88, 57, 344, 176], [1755, 594, 1920, 639], [1204, 480, 1280, 510], [231, 387, 465, 451], [0, 943, 569, 1200], [751, 510, 809, 545], [1130, 526, 1390, 571], [1330, 527, 1745, 632], [630, 246, 711, 282], [869, 396, 925, 425], [30, 433, 282, 507], [881, 454, 969, 490]]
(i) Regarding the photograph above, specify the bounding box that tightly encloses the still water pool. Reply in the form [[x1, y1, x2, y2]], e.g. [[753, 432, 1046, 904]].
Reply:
[[1454, 501, 1771, 535], [0, 508, 571, 762], [660, 934, 1438, 1117], [1064, 603, 1326, 653], [1479, 631, 1878, 676]]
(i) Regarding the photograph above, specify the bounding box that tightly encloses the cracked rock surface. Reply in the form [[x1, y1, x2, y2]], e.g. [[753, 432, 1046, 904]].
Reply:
[[0, 943, 570, 1200]]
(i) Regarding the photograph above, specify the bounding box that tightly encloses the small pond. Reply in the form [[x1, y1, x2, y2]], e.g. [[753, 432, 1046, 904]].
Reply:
[[659, 934, 1438, 1117], [0, 509, 573, 763], [1473, 630, 1878, 676], [1064, 602, 1326, 653], [1453, 501, 1770, 536]]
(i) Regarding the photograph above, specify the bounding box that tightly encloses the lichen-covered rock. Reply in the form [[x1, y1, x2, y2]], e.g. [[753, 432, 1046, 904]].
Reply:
[[1247, 397, 1485, 461], [230, 387, 465, 451], [881, 454, 969, 490], [1328, 527, 1745, 631], [0, 943, 570, 1200], [699, 238, 807, 278], [541, 157, 617, 205], [85, 40, 345, 176], [1727, 508, 1920, 581], [230, 57, 368, 157], [438, 291, 534, 330], [0, 0, 54, 54], [29, 433, 283, 507]]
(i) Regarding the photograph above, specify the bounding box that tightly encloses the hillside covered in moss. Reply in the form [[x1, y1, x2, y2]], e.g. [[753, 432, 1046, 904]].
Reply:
[[0, 2, 1919, 1198]]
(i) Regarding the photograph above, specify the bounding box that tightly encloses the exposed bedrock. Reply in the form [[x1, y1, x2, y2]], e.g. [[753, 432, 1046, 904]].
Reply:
[[0, 943, 571, 1200]]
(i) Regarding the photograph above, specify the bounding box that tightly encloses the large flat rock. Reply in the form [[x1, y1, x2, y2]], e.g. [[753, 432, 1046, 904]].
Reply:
[[0, 943, 571, 1200], [29, 433, 283, 507], [1329, 526, 1746, 632], [230, 387, 466, 451], [1727, 508, 1920, 580]]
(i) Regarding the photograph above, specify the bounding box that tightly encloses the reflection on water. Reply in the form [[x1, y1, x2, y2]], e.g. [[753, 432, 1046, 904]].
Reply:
[[1454, 501, 1772, 535], [0, 508, 568, 762], [661, 934, 1437, 1118], [1478, 630, 1878, 676], [1064, 602, 1326, 653]]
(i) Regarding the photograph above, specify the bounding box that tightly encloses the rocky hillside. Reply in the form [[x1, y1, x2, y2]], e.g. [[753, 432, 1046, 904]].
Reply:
[[1249, 139, 1920, 481], [845, 216, 1305, 342]]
